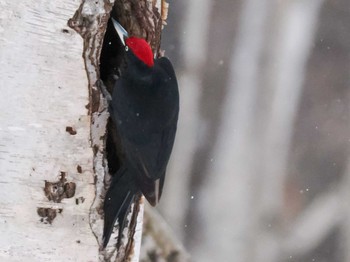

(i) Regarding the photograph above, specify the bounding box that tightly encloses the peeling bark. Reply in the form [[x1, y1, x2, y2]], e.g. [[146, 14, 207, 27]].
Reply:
[[69, 0, 169, 261], [0, 0, 172, 261]]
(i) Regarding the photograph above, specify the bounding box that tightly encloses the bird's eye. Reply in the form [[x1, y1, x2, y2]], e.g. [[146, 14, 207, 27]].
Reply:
[[125, 46, 129, 51]]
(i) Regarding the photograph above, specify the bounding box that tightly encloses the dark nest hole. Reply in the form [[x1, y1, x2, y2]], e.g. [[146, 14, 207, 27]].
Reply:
[[100, 10, 125, 178], [100, 14, 124, 95], [100, 2, 162, 178]]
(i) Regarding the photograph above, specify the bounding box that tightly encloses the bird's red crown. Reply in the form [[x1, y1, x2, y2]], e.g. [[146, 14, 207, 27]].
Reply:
[[125, 37, 154, 67]]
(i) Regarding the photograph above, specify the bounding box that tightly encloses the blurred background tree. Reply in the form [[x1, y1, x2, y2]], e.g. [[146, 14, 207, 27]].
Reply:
[[157, 0, 350, 261], [1, 0, 348, 261]]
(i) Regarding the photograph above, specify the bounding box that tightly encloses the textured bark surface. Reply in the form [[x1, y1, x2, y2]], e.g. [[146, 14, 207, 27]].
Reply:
[[69, 0, 169, 261], [0, 1, 98, 261], [0, 0, 183, 261]]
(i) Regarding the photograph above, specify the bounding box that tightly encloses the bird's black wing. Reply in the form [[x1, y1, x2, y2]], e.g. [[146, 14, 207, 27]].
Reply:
[[155, 57, 177, 83], [103, 167, 136, 248], [129, 122, 177, 205], [110, 56, 179, 206], [132, 56, 178, 205]]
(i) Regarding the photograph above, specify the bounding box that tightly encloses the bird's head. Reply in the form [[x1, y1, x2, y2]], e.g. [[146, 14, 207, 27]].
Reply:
[[112, 18, 154, 68]]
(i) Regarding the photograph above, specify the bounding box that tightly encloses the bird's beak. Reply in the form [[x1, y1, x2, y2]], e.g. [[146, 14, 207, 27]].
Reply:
[[111, 18, 129, 46]]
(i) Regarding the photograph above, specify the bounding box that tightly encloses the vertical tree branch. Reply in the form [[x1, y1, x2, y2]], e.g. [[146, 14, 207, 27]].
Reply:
[[256, 1, 325, 261], [192, 1, 271, 261], [69, 0, 168, 261]]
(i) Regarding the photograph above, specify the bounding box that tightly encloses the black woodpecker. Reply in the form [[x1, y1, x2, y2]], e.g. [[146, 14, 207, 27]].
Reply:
[[103, 18, 179, 248]]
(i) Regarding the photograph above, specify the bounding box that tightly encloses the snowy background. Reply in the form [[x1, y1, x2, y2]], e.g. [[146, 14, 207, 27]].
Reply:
[[158, 1, 350, 261]]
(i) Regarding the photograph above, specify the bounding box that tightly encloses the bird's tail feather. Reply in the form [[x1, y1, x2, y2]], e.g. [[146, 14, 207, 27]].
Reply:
[[103, 168, 136, 248]]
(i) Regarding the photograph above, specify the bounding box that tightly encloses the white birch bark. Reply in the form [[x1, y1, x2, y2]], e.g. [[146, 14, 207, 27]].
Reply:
[[0, 0, 98, 261], [0, 0, 172, 261]]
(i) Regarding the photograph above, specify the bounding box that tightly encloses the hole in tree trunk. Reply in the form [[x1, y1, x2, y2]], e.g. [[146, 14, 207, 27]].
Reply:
[[100, 12, 125, 177], [100, 15, 124, 94]]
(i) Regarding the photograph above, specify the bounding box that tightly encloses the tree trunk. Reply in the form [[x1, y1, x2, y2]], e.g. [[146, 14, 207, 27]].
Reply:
[[0, 0, 168, 261], [0, 0, 98, 261]]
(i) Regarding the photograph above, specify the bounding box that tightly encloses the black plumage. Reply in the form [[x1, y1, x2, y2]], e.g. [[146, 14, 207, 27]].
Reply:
[[103, 46, 179, 248]]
